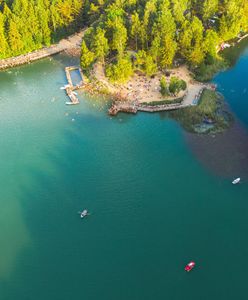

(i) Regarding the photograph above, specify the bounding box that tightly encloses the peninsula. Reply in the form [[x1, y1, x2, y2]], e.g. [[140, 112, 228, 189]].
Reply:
[[0, 0, 247, 132]]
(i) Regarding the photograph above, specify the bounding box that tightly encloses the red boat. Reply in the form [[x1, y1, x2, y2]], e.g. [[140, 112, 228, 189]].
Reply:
[[185, 261, 195, 272]]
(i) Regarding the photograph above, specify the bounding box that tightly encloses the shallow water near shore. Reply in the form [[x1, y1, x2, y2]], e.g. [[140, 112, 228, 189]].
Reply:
[[1, 52, 248, 300]]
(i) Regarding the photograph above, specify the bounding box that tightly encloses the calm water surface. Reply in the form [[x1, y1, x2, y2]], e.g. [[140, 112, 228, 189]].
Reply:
[[0, 52, 248, 300]]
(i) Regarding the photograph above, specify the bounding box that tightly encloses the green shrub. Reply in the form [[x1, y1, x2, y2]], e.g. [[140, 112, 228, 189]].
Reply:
[[181, 80, 187, 91], [135, 50, 157, 76], [145, 55, 157, 76], [142, 97, 183, 106], [160, 76, 169, 96], [169, 76, 187, 95]]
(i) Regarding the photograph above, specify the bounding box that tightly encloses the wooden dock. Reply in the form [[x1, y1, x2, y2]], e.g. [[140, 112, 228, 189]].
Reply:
[[138, 103, 189, 112], [109, 102, 138, 115], [109, 84, 217, 116], [109, 101, 188, 116], [64, 66, 84, 105]]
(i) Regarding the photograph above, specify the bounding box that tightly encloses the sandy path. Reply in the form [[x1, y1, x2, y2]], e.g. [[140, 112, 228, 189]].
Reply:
[[0, 30, 85, 70], [93, 63, 206, 105], [183, 84, 204, 106]]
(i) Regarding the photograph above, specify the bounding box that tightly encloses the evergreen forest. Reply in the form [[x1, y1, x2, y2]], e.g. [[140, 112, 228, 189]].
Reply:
[[1, 0, 248, 81]]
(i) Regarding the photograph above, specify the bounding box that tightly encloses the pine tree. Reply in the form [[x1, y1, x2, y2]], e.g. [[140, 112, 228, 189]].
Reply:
[[161, 36, 177, 68], [189, 17, 205, 65], [202, 0, 218, 22], [204, 29, 219, 59], [111, 18, 127, 58], [0, 12, 8, 58], [241, 1, 248, 32], [156, 6, 177, 68], [171, 0, 188, 24], [145, 55, 157, 76], [131, 12, 141, 51], [92, 28, 109, 63], [219, 0, 243, 41], [150, 35, 161, 64], [140, 0, 156, 49], [106, 57, 133, 83], [81, 40, 95, 70], [36, 1, 51, 46], [8, 18, 23, 55]]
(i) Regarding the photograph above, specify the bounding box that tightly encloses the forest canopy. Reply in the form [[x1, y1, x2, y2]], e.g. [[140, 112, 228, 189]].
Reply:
[[1, 0, 248, 81], [0, 0, 83, 58], [80, 0, 248, 81]]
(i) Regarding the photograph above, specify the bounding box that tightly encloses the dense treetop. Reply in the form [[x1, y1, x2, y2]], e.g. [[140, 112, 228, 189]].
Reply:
[[81, 0, 248, 81], [1, 0, 248, 82], [0, 0, 82, 58]]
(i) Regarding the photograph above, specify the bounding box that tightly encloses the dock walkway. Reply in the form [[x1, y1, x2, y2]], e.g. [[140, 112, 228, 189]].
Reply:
[[64, 66, 84, 105], [109, 102, 188, 115], [109, 83, 216, 116]]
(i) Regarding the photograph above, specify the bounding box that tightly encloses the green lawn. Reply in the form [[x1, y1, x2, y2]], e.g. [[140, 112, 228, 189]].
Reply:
[[169, 89, 232, 134]]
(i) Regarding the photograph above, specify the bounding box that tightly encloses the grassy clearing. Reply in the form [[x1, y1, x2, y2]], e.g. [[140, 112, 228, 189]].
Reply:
[[169, 89, 232, 134], [197, 89, 219, 117]]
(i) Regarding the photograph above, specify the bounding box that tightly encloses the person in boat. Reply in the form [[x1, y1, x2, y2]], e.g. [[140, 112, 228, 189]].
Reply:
[[80, 209, 89, 218]]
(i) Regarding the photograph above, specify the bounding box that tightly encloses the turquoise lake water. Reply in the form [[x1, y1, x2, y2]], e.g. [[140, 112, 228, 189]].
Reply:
[[0, 51, 248, 300]]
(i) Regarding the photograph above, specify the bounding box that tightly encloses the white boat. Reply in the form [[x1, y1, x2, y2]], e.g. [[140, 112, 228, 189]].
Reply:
[[80, 210, 88, 218], [60, 84, 70, 90], [232, 178, 241, 185], [66, 101, 73, 105], [72, 91, 78, 96]]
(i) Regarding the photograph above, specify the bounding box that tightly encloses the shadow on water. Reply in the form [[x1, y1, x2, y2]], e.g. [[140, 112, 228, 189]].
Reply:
[[154, 108, 248, 179], [184, 120, 248, 178]]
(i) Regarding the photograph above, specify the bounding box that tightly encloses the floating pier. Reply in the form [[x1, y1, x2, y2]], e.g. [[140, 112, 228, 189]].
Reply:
[[64, 66, 84, 105]]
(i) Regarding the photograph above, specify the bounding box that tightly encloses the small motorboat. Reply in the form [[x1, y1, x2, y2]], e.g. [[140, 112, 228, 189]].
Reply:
[[80, 209, 88, 218], [60, 84, 70, 90], [232, 178, 241, 185], [185, 261, 195, 272]]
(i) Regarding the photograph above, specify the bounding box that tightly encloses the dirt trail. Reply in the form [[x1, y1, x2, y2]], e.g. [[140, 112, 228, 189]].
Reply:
[[0, 30, 85, 70]]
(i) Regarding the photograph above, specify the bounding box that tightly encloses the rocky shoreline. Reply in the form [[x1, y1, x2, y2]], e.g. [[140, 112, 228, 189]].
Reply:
[[0, 30, 84, 71]]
